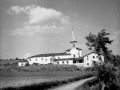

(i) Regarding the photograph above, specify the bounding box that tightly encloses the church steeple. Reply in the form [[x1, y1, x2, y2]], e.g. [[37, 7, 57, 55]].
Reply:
[[70, 26, 77, 47]]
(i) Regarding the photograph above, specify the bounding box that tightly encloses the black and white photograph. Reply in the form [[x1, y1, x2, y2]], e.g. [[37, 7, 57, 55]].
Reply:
[[0, 0, 120, 90]]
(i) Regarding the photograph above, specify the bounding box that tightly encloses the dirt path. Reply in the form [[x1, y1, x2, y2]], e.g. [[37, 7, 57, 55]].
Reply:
[[48, 77, 95, 90]]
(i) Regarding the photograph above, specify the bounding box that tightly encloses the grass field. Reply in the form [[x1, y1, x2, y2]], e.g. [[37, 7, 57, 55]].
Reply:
[[0, 71, 92, 89], [0, 64, 93, 89], [0, 76, 74, 88]]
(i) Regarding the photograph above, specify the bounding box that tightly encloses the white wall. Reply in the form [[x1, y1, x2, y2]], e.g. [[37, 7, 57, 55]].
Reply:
[[27, 56, 53, 65], [54, 60, 73, 65], [27, 54, 74, 65], [79, 50, 82, 57], [70, 47, 82, 58], [18, 62, 27, 66], [84, 53, 104, 67], [54, 55, 71, 59]]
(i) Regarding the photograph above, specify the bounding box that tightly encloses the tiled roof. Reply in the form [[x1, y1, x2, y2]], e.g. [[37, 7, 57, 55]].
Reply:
[[28, 52, 70, 58], [53, 57, 83, 61]]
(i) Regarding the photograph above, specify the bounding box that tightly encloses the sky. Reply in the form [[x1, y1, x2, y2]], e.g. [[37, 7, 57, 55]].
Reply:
[[0, 0, 120, 59]]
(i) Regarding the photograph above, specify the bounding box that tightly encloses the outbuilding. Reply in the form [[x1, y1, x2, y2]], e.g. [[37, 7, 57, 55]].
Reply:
[[18, 61, 28, 66]]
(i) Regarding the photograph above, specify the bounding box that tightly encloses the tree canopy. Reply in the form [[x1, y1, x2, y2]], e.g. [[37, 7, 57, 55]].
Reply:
[[85, 29, 113, 63]]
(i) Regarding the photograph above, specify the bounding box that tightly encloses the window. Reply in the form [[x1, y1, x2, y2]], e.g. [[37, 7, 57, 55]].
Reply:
[[41, 58, 43, 60], [67, 61, 69, 64], [87, 63, 89, 66], [93, 56, 95, 58], [57, 62, 59, 64], [62, 61, 64, 64], [87, 56, 89, 61], [74, 55, 75, 58], [29, 59, 31, 61], [79, 60, 83, 63], [58, 57, 60, 59], [73, 60, 76, 63], [36, 58, 37, 61]]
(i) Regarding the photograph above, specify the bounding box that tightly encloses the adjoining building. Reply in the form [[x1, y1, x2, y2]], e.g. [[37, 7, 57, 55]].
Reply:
[[18, 60, 29, 66], [83, 52, 104, 67], [27, 28, 104, 67]]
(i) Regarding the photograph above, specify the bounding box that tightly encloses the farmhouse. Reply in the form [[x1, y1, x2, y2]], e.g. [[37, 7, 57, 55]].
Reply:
[[27, 29, 104, 67], [83, 52, 104, 67], [18, 60, 28, 66]]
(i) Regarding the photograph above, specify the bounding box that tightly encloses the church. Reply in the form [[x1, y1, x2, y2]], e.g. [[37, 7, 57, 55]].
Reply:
[[27, 29, 104, 67]]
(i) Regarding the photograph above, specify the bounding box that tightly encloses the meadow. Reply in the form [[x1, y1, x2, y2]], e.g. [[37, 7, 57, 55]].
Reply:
[[0, 75, 74, 89], [0, 64, 93, 90]]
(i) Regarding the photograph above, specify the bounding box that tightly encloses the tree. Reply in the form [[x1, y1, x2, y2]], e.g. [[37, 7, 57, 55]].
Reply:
[[15, 57, 19, 60], [85, 29, 113, 63], [85, 29, 119, 90]]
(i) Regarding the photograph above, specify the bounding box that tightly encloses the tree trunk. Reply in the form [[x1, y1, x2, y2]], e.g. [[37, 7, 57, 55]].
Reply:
[[101, 83, 105, 90]]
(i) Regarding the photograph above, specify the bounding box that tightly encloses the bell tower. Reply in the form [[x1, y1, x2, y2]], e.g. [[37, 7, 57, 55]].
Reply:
[[70, 26, 77, 47]]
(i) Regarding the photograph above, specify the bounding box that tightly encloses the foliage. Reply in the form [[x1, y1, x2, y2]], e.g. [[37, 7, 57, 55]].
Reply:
[[85, 29, 120, 90], [96, 64, 119, 90], [85, 29, 113, 63], [109, 54, 120, 67]]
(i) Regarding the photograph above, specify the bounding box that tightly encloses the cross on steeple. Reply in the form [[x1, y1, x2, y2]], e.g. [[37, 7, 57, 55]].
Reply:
[[70, 26, 77, 47]]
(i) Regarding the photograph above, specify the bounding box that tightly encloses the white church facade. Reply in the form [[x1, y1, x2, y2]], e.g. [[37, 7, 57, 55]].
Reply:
[[27, 29, 104, 67]]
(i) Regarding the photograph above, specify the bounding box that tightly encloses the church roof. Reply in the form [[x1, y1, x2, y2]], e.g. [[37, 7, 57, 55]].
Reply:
[[83, 52, 103, 57], [65, 47, 82, 51], [53, 57, 83, 61], [28, 52, 70, 58]]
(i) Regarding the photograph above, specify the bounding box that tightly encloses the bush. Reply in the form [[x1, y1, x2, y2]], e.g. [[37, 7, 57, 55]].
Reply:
[[78, 64, 120, 90]]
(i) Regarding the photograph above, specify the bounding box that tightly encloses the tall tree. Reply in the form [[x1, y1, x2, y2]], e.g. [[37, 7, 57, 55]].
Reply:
[[85, 29, 119, 90], [85, 29, 113, 63]]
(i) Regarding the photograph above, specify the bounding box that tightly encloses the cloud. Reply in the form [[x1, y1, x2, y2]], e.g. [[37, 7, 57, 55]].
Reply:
[[10, 24, 68, 36], [24, 53, 31, 59], [114, 31, 120, 35], [110, 31, 120, 40], [39, 37, 49, 41], [8, 5, 70, 35]]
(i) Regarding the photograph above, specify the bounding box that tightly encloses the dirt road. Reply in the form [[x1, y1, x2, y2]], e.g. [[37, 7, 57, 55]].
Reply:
[[49, 77, 94, 90]]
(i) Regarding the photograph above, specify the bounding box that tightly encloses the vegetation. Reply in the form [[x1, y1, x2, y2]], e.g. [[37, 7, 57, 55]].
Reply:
[[0, 64, 84, 72], [0, 63, 93, 89], [76, 29, 120, 90], [0, 72, 94, 90]]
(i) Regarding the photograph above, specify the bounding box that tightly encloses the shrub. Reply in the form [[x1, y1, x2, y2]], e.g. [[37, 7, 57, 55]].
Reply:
[[78, 64, 120, 90]]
